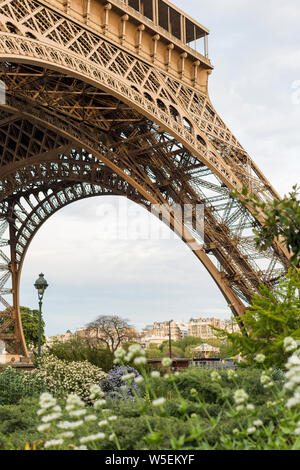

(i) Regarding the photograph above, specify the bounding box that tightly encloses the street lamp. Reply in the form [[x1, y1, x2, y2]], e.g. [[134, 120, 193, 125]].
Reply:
[[34, 273, 48, 357]]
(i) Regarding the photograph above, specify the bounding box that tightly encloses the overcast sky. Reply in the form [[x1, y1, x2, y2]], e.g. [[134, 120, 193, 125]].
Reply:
[[20, 0, 300, 336]]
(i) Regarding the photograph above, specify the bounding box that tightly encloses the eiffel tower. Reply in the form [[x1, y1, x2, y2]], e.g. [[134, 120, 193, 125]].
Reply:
[[0, 0, 291, 357]]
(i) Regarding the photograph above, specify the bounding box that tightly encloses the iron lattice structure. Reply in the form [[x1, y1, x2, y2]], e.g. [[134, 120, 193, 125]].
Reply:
[[0, 0, 291, 355]]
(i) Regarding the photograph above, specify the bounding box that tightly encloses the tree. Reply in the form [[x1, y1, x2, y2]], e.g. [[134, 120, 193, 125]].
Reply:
[[85, 315, 138, 353], [220, 184, 300, 367], [145, 346, 163, 359], [218, 269, 300, 368], [20, 306, 45, 349], [160, 344, 183, 358], [157, 336, 204, 358], [234, 184, 300, 267]]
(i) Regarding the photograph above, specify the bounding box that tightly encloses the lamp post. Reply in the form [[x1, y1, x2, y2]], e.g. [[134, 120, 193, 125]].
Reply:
[[34, 273, 48, 357]]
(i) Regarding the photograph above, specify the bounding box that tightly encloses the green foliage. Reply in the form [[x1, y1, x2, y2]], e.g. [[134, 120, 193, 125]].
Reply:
[[233, 184, 300, 267], [0, 364, 298, 451], [20, 306, 45, 349], [145, 346, 163, 359], [0, 367, 46, 405], [46, 338, 114, 372], [159, 337, 204, 357], [0, 398, 40, 450], [218, 269, 300, 368], [34, 354, 106, 402], [142, 368, 272, 405]]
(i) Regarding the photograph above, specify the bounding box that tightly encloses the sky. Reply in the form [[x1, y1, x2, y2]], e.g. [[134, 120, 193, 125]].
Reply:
[[20, 0, 300, 336]]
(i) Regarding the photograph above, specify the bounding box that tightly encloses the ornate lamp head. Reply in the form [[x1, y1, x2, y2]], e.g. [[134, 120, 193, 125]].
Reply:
[[34, 273, 48, 297]]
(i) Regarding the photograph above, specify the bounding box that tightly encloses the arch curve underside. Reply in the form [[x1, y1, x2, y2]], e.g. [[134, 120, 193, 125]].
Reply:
[[0, 2, 291, 356]]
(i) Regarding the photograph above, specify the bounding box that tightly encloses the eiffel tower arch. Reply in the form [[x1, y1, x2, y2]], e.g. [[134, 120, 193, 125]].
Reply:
[[0, 0, 291, 356]]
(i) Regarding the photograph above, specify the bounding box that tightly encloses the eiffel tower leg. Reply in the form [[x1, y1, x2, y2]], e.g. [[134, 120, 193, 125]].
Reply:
[[8, 208, 28, 357]]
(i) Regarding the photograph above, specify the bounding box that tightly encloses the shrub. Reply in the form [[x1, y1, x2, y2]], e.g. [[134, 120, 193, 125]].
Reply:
[[140, 368, 274, 406], [0, 367, 46, 405], [34, 355, 106, 402], [46, 339, 114, 373], [100, 366, 140, 400], [0, 398, 40, 450]]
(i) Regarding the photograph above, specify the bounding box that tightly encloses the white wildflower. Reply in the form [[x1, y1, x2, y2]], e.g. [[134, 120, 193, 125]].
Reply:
[[98, 420, 108, 427], [129, 344, 145, 354], [108, 416, 117, 421], [40, 393, 53, 402], [286, 355, 300, 368], [135, 376, 144, 384], [260, 372, 273, 387], [57, 420, 84, 430], [253, 420, 263, 427], [66, 394, 85, 407], [85, 415, 97, 422], [284, 337, 298, 353], [247, 427, 256, 435], [162, 358, 172, 367], [234, 389, 249, 405], [152, 397, 166, 407], [44, 439, 64, 449], [134, 356, 147, 365], [122, 373, 135, 382], [79, 433, 105, 444], [52, 405, 62, 413], [69, 409, 87, 418], [65, 404, 75, 411], [255, 354, 266, 363], [93, 399, 106, 409], [57, 432, 74, 439], [287, 391, 300, 408], [151, 371, 160, 378], [114, 348, 126, 359], [37, 423, 51, 432], [211, 371, 221, 382], [41, 412, 62, 423], [227, 370, 237, 380]]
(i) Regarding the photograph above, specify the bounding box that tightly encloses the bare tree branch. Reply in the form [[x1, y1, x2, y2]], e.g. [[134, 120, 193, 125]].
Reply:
[[85, 315, 138, 352]]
